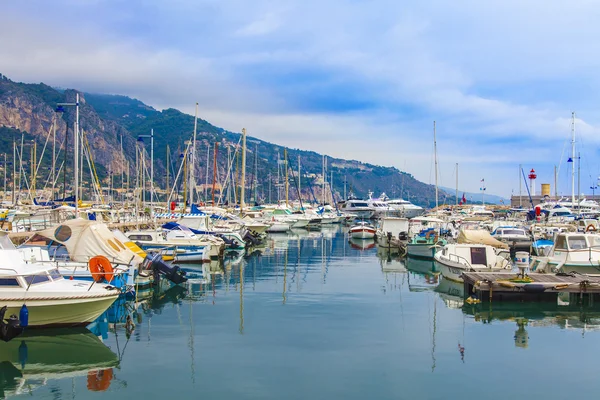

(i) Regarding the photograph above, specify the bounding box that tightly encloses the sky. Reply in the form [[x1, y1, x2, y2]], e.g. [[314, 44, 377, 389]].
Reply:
[[2, 0, 600, 198]]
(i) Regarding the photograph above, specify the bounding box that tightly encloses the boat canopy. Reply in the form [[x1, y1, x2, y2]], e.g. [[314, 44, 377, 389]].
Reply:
[[37, 219, 143, 265], [457, 229, 508, 249]]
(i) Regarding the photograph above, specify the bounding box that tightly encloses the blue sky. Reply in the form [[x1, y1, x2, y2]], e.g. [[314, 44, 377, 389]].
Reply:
[[2, 0, 600, 198]]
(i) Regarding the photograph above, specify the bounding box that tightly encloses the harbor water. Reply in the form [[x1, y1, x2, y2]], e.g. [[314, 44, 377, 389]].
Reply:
[[4, 226, 600, 399]]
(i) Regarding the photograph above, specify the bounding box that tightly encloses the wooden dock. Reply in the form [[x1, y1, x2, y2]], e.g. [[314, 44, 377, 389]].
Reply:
[[462, 272, 600, 302]]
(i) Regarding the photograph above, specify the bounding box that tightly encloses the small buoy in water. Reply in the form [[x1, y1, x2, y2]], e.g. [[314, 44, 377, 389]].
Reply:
[[19, 305, 28, 328]]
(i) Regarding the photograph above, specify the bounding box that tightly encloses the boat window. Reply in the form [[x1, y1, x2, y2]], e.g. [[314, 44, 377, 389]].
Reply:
[[589, 236, 600, 249], [499, 229, 525, 236], [0, 278, 20, 287], [107, 239, 120, 252], [49, 269, 63, 280], [24, 273, 50, 285], [54, 225, 72, 242], [470, 247, 487, 265], [128, 234, 153, 241], [568, 236, 588, 250], [554, 236, 567, 250], [352, 202, 369, 207]]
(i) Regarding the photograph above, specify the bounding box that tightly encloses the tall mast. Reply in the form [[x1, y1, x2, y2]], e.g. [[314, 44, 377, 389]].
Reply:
[[74, 93, 79, 215], [519, 164, 522, 207], [166, 144, 170, 209], [52, 117, 56, 199], [322, 155, 325, 205], [455, 162, 458, 206], [554, 165, 558, 199], [571, 111, 575, 207], [212, 142, 218, 206], [284, 148, 289, 208], [205, 143, 210, 202], [434, 121, 438, 212], [240, 128, 247, 214], [12, 139, 15, 205], [578, 151, 581, 211], [191, 103, 198, 206], [254, 143, 258, 203], [298, 155, 301, 202]]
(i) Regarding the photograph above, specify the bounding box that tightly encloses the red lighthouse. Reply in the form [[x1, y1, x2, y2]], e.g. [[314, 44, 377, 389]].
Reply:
[[528, 169, 537, 196]]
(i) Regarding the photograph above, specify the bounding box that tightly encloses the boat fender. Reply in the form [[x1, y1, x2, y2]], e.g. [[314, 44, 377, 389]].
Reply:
[[498, 281, 516, 288], [19, 305, 28, 328], [587, 224, 597, 232], [554, 283, 570, 290]]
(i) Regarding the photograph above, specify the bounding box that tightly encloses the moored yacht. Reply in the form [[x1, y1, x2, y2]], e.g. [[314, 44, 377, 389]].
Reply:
[[0, 232, 119, 327]]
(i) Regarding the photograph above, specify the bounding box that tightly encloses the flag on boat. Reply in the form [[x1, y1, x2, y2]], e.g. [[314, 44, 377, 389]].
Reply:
[[461, 193, 467, 204]]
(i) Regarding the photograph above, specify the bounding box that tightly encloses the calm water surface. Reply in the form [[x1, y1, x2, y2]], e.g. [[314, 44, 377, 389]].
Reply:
[[5, 226, 600, 399]]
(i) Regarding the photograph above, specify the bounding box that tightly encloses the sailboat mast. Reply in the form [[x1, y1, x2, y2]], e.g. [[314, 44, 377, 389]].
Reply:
[[434, 121, 438, 211], [571, 111, 575, 207], [322, 155, 325, 205], [74, 93, 79, 214], [212, 142, 218, 206], [455, 162, 458, 206], [285, 148, 289, 208], [298, 155, 301, 202], [240, 128, 247, 214], [166, 145, 170, 209], [191, 103, 198, 206]]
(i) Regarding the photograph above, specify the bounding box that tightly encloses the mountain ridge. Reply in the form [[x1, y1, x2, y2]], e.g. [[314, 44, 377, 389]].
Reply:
[[0, 73, 456, 207]]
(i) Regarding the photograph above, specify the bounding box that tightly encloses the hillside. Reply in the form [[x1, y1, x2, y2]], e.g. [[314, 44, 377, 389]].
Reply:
[[0, 74, 454, 207]]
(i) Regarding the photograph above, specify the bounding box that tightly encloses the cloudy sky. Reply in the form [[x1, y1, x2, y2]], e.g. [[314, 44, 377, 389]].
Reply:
[[2, 0, 600, 198]]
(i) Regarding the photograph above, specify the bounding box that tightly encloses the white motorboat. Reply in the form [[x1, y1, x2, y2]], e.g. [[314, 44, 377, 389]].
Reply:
[[126, 226, 225, 262], [434, 243, 512, 282], [376, 217, 409, 251], [349, 221, 377, 239], [339, 200, 375, 219], [385, 198, 424, 218], [490, 226, 532, 251], [0, 232, 119, 327], [531, 232, 600, 275], [434, 230, 511, 282]]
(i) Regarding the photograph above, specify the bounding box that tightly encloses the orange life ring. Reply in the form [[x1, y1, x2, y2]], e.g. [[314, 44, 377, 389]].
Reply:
[[88, 255, 114, 283], [425, 231, 435, 239], [587, 224, 597, 232], [87, 368, 113, 391]]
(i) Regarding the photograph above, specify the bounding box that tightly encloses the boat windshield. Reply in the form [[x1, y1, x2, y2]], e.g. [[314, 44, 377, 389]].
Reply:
[[24, 273, 51, 285], [567, 236, 588, 250], [49, 269, 63, 280]]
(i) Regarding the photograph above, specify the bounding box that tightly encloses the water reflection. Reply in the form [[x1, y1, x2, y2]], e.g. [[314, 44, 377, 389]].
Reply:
[[0, 328, 118, 398], [405, 256, 439, 291], [435, 277, 464, 309]]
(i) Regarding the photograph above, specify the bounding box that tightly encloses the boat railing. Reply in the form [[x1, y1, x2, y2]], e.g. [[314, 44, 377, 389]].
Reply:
[[445, 253, 472, 269]]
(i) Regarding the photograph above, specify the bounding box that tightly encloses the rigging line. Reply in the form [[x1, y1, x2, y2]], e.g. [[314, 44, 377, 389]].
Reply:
[[166, 140, 192, 206], [217, 135, 243, 205]]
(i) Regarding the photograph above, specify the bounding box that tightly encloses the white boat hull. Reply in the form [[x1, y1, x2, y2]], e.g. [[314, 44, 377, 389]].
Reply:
[[0, 294, 118, 328]]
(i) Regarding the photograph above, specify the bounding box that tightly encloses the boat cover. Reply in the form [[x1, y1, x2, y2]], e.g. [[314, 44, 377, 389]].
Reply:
[[457, 229, 508, 249], [37, 219, 144, 265]]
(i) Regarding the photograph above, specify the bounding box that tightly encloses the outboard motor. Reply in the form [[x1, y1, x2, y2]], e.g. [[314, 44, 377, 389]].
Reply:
[[142, 254, 188, 285], [398, 231, 409, 241], [0, 306, 23, 342]]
